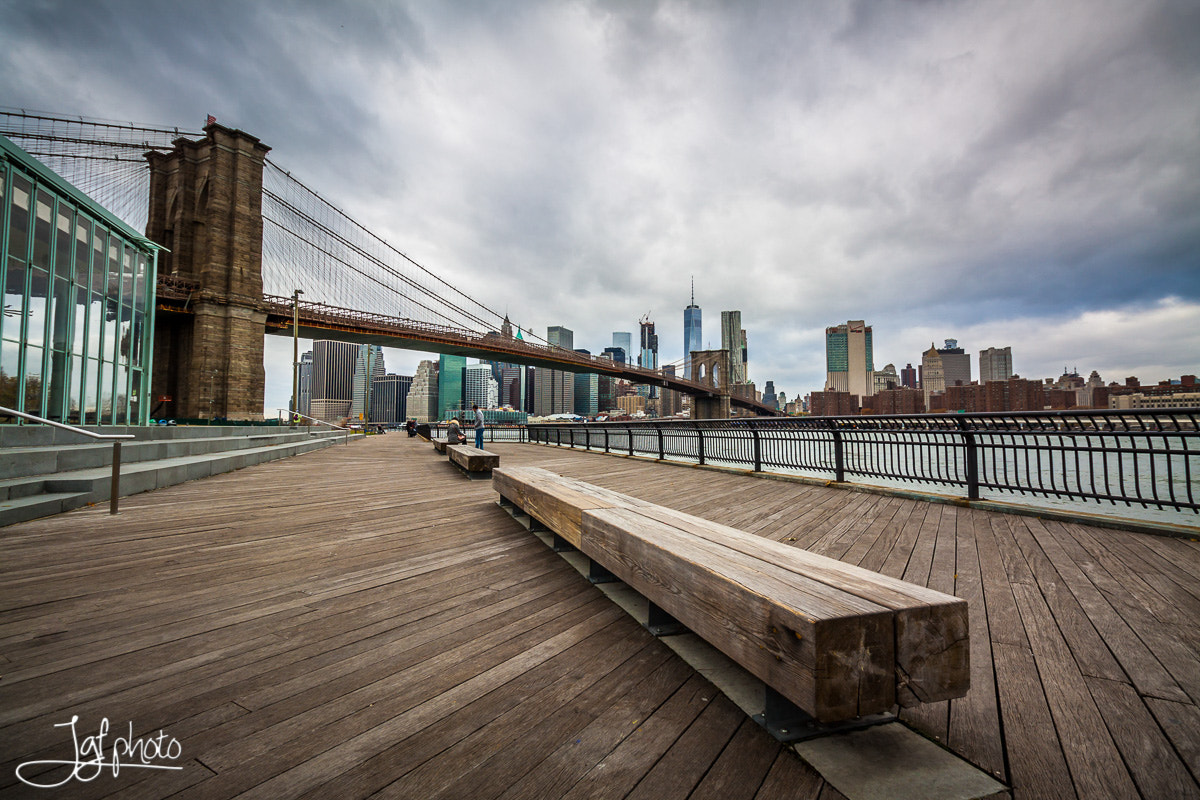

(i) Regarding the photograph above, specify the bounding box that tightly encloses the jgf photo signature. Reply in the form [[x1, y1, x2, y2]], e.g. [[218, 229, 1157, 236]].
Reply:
[[14, 716, 182, 789]]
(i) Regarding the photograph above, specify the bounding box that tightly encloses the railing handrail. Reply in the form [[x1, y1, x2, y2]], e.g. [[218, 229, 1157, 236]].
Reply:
[[277, 409, 356, 444], [0, 406, 136, 440], [1, 405, 131, 515]]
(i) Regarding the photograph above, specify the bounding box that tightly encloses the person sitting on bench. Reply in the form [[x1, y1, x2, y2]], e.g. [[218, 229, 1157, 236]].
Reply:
[[446, 417, 467, 445]]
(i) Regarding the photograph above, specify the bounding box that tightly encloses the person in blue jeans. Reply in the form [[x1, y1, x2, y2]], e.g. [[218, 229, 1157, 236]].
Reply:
[[473, 404, 485, 448]]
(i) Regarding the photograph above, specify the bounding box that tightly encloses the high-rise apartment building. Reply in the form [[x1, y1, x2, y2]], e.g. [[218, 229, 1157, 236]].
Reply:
[[310, 340, 360, 422], [825, 321, 874, 398], [683, 281, 702, 380], [939, 339, 971, 389], [437, 354, 466, 421], [464, 363, 499, 410], [404, 360, 439, 423], [535, 326, 575, 416], [720, 311, 748, 386], [979, 346, 1013, 383]]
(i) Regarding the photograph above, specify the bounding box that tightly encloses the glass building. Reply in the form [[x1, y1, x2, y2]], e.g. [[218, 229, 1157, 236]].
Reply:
[[1, 134, 161, 425]]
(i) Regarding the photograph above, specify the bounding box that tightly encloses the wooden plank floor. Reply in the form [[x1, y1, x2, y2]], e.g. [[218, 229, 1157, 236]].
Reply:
[[0, 434, 1197, 799]]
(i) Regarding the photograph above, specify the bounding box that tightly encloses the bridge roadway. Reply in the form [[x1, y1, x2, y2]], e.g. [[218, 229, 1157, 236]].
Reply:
[[2, 434, 1198, 798], [156, 278, 780, 416]]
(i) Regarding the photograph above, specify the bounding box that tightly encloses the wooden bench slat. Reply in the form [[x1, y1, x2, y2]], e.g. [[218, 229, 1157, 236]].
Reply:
[[583, 506, 896, 722], [627, 504, 970, 706]]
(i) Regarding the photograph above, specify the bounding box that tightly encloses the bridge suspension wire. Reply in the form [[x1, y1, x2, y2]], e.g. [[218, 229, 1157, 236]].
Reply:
[[0, 108, 201, 232], [261, 160, 551, 347]]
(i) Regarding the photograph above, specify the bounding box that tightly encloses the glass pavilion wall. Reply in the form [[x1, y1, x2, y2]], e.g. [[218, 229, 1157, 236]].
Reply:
[[0, 135, 159, 426]]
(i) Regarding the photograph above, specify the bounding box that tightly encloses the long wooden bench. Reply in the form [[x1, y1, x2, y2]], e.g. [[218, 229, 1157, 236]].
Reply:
[[493, 466, 969, 724], [448, 444, 499, 477]]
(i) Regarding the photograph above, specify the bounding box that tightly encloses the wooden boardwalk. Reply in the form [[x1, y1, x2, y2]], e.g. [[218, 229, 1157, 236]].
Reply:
[[1, 434, 1198, 799]]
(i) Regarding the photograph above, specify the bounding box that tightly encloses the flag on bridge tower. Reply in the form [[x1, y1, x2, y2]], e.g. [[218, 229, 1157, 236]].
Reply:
[[206, 114, 217, 126]]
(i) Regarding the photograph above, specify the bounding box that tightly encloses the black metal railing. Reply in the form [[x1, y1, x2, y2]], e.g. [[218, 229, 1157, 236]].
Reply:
[[427, 423, 529, 444], [525, 410, 1200, 514]]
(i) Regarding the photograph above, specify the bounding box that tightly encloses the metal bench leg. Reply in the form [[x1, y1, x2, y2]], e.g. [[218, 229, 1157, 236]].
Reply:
[[645, 601, 688, 636], [588, 559, 617, 584], [754, 685, 894, 742]]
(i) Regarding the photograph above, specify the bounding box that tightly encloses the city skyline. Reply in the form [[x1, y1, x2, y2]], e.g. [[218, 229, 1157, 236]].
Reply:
[[5, 1, 1195, 415]]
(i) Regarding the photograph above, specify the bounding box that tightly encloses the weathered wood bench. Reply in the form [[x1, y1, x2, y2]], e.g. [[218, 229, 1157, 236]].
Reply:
[[493, 466, 969, 726], [431, 436, 450, 453], [448, 444, 499, 478]]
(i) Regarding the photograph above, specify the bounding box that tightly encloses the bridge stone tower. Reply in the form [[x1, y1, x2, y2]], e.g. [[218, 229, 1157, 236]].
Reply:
[[689, 349, 732, 420], [146, 123, 270, 420]]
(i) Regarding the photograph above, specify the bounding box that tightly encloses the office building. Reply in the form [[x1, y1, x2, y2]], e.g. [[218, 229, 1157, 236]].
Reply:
[[404, 359, 439, 423], [0, 134, 162, 424], [979, 346, 1013, 384], [295, 351, 313, 417], [350, 344, 384, 421], [900, 363, 917, 389], [873, 363, 899, 394], [762, 380, 778, 411], [310, 340, 360, 423], [535, 326, 574, 415], [921, 344, 944, 406], [683, 281, 702, 380], [639, 316, 658, 372], [939, 339, 971, 389], [825, 321, 874, 398], [370, 374, 412, 425], [659, 364, 683, 416], [602, 346, 626, 365], [573, 350, 599, 417], [612, 332, 632, 362], [437, 354, 465, 421], [500, 365, 523, 409]]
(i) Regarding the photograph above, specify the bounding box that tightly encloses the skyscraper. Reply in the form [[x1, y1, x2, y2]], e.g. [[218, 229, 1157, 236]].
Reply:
[[602, 346, 626, 365], [405, 360, 439, 423], [921, 344, 944, 406], [613, 332, 632, 361], [573, 349, 599, 417], [900, 363, 918, 389], [979, 346, 1013, 383], [309, 340, 360, 422], [371, 374, 412, 425], [536, 326, 575, 415], [683, 280, 702, 380], [350, 345, 384, 421], [296, 351, 313, 417], [939, 339, 971, 389], [825, 321, 874, 398], [464, 363, 499, 410], [438, 354, 466, 421]]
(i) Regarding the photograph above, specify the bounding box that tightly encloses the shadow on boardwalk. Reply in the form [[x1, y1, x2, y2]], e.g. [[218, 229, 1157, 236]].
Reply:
[[1, 434, 1198, 799]]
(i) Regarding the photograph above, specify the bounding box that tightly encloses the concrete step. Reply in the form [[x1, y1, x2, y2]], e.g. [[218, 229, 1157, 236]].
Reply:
[[0, 432, 363, 528], [0, 492, 93, 526], [0, 428, 350, 480]]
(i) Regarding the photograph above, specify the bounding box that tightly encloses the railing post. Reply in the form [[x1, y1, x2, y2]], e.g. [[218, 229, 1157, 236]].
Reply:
[[957, 417, 980, 500], [752, 425, 762, 472], [657, 424, 665, 460], [696, 422, 705, 466], [831, 423, 845, 482], [604, 427, 610, 453], [628, 425, 634, 457], [109, 441, 122, 514]]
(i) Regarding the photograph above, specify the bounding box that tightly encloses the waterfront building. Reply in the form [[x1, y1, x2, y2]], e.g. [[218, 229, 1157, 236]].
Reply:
[[310, 340, 359, 423], [437, 354, 465, 420], [979, 346, 1013, 384], [810, 390, 859, 417], [870, 387, 926, 415], [825, 321, 874, 398], [370, 373, 412, 425], [684, 282, 702, 380], [617, 394, 646, 415], [404, 359, 439, 423], [1, 134, 162, 425]]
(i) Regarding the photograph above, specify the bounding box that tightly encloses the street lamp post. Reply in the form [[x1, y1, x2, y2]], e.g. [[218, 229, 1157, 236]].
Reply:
[[291, 288, 303, 424]]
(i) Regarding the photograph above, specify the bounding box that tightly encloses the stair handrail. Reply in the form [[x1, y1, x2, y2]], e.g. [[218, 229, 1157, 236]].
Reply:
[[0, 406, 134, 515], [276, 410, 354, 445]]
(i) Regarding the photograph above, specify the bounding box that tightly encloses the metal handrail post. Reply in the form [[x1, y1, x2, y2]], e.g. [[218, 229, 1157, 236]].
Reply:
[[831, 424, 845, 482], [110, 442, 122, 514], [957, 417, 980, 500], [752, 425, 762, 472], [657, 424, 665, 460]]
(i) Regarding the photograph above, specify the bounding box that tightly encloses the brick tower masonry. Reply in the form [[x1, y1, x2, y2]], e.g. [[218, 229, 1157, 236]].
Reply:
[[146, 123, 270, 420]]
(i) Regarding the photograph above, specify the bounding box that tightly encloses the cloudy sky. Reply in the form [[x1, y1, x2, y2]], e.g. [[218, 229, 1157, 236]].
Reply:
[[3, 0, 1198, 412]]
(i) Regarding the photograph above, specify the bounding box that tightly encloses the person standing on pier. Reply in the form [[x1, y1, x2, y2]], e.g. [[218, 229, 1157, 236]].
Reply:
[[473, 403, 485, 449]]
